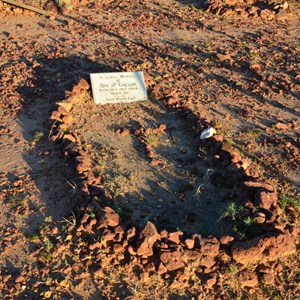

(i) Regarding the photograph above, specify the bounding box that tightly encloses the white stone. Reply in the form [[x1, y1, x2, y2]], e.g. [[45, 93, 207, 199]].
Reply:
[[200, 127, 216, 140], [90, 71, 148, 104]]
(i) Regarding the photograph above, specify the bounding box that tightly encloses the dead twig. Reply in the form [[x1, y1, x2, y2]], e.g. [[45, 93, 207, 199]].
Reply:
[[2, 0, 52, 16]]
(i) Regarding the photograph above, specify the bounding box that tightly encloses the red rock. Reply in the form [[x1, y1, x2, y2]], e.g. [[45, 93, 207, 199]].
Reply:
[[250, 63, 263, 74], [160, 229, 169, 239], [102, 229, 115, 242], [78, 78, 90, 90], [89, 242, 102, 250], [137, 221, 160, 257], [63, 134, 77, 144], [275, 122, 290, 130], [150, 159, 161, 166], [76, 161, 91, 173], [84, 218, 97, 231], [72, 84, 81, 94], [140, 271, 150, 282], [211, 134, 223, 142], [260, 9, 275, 20], [50, 111, 62, 121], [62, 115, 73, 126], [255, 191, 278, 210], [127, 245, 136, 255], [199, 256, 216, 268], [256, 264, 271, 274], [159, 250, 184, 271], [276, 8, 287, 20], [113, 243, 124, 253], [205, 274, 217, 288], [100, 207, 120, 227], [114, 225, 125, 235], [289, 226, 299, 237], [200, 236, 220, 257], [253, 212, 266, 223], [158, 124, 167, 131], [184, 250, 202, 261], [236, 269, 258, 288], [168, 231, 184, 244], [58, 105, 70, 116], [219, 235, 234, 245], [184, 238, 195, 249], [157, 263, 168, 274], [120, 128, 130, 136], [80, 213, 91, 224], [45, 0, 59, 14], [167, 96, 179, 106], [243, 180, 274, 192], [127, 227, 137, 240], [262, 273, 274, 284], [57, 101, 73, 112], [231, 232, 296, 265], [94, 268, 106, 278], [15, 275, 25, 283]]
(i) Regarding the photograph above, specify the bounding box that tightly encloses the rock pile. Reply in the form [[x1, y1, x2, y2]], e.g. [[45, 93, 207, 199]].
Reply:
[[48, 78, 297, 282], [202, 0, 290, 20]]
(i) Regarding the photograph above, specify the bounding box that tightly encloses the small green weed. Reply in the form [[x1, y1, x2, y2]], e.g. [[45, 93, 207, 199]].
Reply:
[[221, 202, 244, 221], [243, 216, 254, 227], [279, 195, 300, 212], [30, 131, 44, 144], [228, 263, 239, 275], [144, 134, 158, 145]]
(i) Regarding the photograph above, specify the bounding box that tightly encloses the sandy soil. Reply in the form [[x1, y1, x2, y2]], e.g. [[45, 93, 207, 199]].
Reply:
[[0, 0, 299, 299]]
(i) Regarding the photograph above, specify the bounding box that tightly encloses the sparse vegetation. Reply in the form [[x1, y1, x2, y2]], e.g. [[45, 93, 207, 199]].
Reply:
[[29, 131, 44, 144], [221, 202, 244, 221], [144, 134, 159, 145], [0, 0, 299, 299], [279, 195, 300, 212]]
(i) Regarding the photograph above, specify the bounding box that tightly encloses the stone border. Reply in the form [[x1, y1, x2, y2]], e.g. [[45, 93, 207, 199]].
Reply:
[[49, 78, 297, 281]]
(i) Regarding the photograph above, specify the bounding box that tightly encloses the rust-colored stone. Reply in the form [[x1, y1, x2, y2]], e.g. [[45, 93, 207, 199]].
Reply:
[[236, 269, 258, 288], [168, 231, 184, 244], [137, 221, 160, 257], [78, 78, 90, 90], [199, 256, 216, 269], [100, 207, 120, 227], [200, 236, 220, 257], [102, 229, 115, 242], [231, 232, 296, 265], [255, 191, 278, 210], [184, 238, 195, 249], [160, 250, 184, 271]]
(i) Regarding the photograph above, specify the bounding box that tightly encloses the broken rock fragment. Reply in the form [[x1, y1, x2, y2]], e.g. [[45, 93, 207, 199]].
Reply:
[[159, 250, 185, 271], [236, 269, 258, 288], [100, 207, 120, 228], [137, 221, 160, 257], [231, 232, 296, 265]]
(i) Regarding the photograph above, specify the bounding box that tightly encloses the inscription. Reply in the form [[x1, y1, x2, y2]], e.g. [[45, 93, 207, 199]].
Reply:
[[90, 72, 148, 104]]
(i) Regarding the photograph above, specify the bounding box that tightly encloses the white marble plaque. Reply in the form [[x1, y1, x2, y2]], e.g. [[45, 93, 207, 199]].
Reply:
[[90, 71, 148, 104]]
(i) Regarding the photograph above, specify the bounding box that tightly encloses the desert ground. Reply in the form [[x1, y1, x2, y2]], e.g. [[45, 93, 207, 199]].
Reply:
[[0, 0, 299, 299]]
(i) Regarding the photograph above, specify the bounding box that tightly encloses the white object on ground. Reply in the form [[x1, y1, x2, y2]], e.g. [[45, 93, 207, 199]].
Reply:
[[200, 127, 216, 140]]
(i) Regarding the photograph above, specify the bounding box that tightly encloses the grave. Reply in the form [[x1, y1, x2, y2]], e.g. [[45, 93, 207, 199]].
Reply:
[[90, 71, 148, 104]]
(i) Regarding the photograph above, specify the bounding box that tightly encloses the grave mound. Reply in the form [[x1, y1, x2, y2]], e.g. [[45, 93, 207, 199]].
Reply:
[[48, 78, 297, 275]]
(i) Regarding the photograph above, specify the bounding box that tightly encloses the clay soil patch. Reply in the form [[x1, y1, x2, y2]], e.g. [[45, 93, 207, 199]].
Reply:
[[0, 0, 299, 298]]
